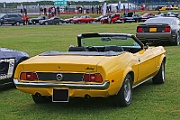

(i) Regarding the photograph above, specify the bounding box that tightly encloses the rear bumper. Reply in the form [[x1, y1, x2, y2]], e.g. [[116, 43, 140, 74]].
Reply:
[[136, 33, 176, 42], [13, 79, 110, 90]]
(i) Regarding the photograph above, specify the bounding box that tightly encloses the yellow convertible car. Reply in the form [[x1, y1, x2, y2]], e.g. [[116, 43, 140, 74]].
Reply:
[[14, 33, 166, 107]]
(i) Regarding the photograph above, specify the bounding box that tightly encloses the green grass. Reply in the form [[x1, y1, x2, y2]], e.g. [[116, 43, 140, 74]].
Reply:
[[0, 23, 180, 120]]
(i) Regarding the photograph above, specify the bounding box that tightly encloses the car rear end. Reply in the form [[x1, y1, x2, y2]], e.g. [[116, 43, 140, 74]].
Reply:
[[136, 23, 172, 43], [13, 54, 119, 102]]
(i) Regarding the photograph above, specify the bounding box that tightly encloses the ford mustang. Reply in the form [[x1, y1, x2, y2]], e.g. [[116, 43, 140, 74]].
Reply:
[[0, 48, 29, 88], [14, 33, 166, 107], [136, 17, 180, 46]]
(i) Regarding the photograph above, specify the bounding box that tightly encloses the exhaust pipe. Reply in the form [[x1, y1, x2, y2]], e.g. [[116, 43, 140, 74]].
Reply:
[[84, 94, 91, 99]]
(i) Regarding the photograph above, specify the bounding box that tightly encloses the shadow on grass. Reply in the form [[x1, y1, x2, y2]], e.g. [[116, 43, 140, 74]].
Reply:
[[24, 80, 159, 111]]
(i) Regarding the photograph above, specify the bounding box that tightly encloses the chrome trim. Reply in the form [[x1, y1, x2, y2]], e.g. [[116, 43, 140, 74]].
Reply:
[[13, 79, 110, 90], [132, 76, 153, 88]]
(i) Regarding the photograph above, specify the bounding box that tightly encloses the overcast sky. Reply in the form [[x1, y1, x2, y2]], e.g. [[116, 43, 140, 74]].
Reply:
[[0, 0, 49, 3]]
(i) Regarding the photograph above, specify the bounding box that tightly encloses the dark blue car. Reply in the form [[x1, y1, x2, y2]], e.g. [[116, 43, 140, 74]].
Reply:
[[0, 14, 23, 26], [0, 48, 29, 88]]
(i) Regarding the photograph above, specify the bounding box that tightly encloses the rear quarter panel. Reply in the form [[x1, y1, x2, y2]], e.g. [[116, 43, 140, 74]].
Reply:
[[97, 53, 138, 95]]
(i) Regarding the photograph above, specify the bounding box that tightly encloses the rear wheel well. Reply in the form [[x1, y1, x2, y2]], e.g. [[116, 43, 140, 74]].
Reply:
[[128, 71, 134, 84]]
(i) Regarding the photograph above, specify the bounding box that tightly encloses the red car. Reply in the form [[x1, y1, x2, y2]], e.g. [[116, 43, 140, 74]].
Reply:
[[73, 15, 94, 24], [140, 13, 156, 22], [100, 14, 123, 24], [64, 16, 79, 24]]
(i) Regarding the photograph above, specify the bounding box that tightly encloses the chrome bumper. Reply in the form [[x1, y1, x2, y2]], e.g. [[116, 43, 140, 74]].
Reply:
[[13, 79, 110, 90]]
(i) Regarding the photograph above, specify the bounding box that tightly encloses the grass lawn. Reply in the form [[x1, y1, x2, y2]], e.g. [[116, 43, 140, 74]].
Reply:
[[0, 23, 180, 120]]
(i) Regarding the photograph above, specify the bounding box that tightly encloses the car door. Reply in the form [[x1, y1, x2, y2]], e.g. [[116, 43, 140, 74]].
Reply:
[[86, 16, 90, 23], [54, 17, 59, 24], [7, 15, 16, 24], [134, 49, 157, 83], [0, 51, 15, 85]]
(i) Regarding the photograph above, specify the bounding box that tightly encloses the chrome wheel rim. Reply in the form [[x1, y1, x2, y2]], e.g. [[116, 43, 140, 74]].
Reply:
[[162, 63, 165, 82], [16, 22, 20, 25], [176, 34, 180, 45], [124, 77, 131, 102]]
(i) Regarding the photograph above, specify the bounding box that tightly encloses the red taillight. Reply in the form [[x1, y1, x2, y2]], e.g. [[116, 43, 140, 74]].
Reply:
[[83, 73, 103, 83], [137, 27, 143, 33], [20, 72, 38, 80], [164, 26, 171, 32]]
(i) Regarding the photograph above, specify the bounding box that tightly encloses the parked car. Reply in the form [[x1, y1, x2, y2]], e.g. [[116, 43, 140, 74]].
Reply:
[[94, 15, 107, 22], [120, 12, 141, 23], [0, 48, 29, 88], [0, 18, 2, 26], [28, 15, 48, 25], [136, 17, 180, 46], [158, 6, 178, 11], [39, 16, 65, 25], [164, 12, 179, 17], [140, 13, 157, 22], [100, 13, 123, 24], [0, 14, 23, 26], [64, 16, 79, 24], [14, 32, 166, 107], [73, 15, 94, 24]]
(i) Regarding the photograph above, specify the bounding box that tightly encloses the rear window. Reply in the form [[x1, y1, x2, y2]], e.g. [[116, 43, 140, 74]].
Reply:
[[144, 17, 175, 25]]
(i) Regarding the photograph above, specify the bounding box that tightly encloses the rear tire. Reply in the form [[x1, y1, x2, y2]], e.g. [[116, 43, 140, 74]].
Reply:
[[33, 21, 36, 25], [45, 22, 48, 25], [89, 20, 93, 24], [78, 21, 81, 24], [173, 33, 180, 46], [152, 61, 165, 84], [113, 74, 132, 107]]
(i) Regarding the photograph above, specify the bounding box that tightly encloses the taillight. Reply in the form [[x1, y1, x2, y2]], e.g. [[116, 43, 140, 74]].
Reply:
[[164, 26, 171, 32], [20, 72, 38, 80], [83, 73, 103, 83], [137, 27, 143, 33]]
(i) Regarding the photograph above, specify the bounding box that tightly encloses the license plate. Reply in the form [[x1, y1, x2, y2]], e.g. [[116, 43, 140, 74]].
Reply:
[[52, 89, 69, 102], [149, 28, 157, 32]]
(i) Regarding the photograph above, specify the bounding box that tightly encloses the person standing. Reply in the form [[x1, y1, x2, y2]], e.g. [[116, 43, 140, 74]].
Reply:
[[44, 7, 47, 16], [57, 6, 60, 15], [91, 6, 94, 14]]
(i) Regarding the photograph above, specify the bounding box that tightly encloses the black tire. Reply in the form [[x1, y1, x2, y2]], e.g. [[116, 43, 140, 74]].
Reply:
[[113, 74, 132, 107], [33, 21, 36, 25], [89, 20, 93, 24], [78, 21, 81, 24], [58, 21, 62, 25], [152, 61, 165, 84], [45, 22, 48, 25], [70, 20, 73, 24], [172, 33, 180, 46], [16, 22, 20, 26], [32, 94, 51, 104]]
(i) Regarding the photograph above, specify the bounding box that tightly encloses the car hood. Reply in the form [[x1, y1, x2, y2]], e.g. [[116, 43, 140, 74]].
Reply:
[[0, 48, 29, 60], [18, 51, 125, 73]]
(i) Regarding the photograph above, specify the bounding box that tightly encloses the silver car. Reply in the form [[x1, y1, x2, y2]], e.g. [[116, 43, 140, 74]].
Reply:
[[136, 17, 180, 46]]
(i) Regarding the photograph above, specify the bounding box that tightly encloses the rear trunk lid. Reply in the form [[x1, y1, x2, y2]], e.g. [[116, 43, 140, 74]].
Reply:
[[21, 55, 106, 72]]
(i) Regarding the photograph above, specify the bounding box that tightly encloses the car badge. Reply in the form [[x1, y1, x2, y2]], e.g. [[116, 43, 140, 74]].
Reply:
[[56, 74, 63, 81]]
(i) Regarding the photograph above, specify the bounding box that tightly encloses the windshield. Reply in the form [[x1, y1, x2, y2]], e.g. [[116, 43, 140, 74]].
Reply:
[[144, 17, 174, 24], [0, 14, 5, 18], [81, 36, 140, 47]]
